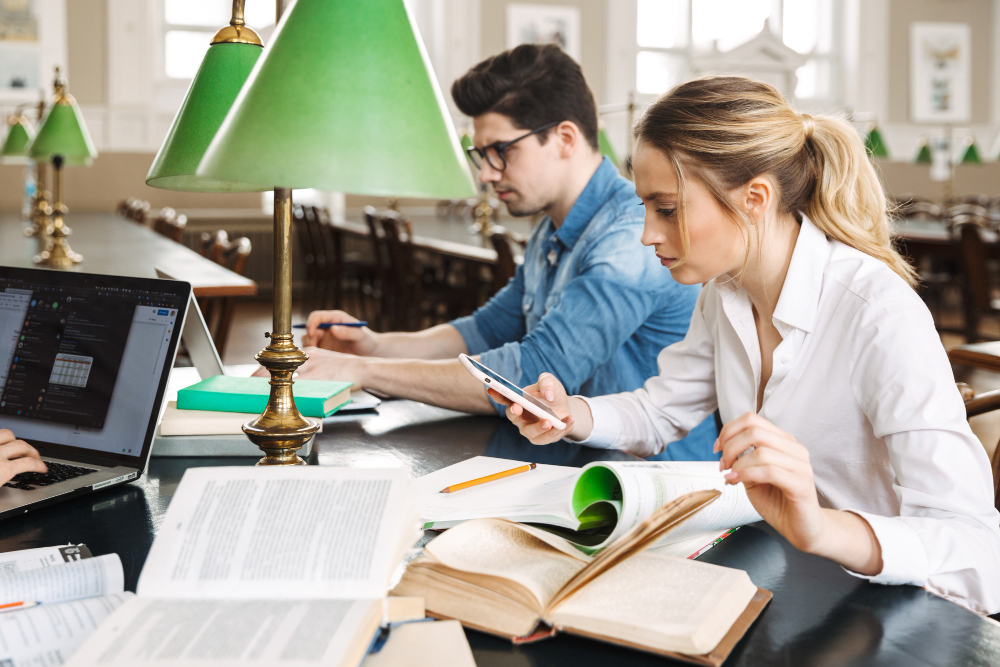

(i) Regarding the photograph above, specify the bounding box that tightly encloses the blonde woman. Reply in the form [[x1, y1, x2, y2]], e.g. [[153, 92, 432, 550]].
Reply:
[[492, 76, 1000, 614]]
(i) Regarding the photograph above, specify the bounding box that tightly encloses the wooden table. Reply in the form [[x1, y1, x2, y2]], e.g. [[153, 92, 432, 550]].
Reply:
[[0, 399, 997, 666], [0, 213, 257, 298]]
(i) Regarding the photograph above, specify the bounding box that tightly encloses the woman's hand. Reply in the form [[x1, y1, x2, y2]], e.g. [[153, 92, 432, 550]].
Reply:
[[304, 310, 380, 356], [716, 412, 827, 553], [0, 429, 46, 486], [489, 372, 584, 444]]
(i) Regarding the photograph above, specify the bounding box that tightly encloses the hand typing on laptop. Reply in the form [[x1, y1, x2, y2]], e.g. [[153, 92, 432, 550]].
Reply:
[[0, 429, 47, 486]]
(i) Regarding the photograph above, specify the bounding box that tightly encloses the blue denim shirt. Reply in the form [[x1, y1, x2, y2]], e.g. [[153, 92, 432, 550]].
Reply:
[[451, 158, 718, 460]]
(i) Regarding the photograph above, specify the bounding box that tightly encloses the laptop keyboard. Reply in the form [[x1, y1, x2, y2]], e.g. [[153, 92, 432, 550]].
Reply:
[[4, 462, 98, 491]]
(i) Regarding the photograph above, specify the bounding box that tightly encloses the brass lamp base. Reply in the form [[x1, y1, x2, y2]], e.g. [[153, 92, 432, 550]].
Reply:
[[24, 192, 52, 238], [242, 332, 320, 465], [35, 211, 82, 269]]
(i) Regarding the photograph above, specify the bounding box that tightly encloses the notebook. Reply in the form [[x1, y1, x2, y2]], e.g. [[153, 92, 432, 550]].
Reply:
[[176, 375, 352, 418]]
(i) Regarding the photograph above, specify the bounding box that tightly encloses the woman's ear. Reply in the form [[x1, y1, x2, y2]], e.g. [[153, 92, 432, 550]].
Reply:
[[743, 177, 775, 224]]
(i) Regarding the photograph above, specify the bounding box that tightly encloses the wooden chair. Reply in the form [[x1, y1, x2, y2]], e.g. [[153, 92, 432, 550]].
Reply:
[[896, 199, 942, 221], [952, 216, 1000, 341], [944, 203, 989, 224], [489, 228, 519, 294], [364, 206, 391, 329], [152, 207, 187, 243], [310, 206, 377, 319], [197, 230, 252, 357], [958, 383, 1000, 511], [117, 198, 150, 224], [948, 194, 991, 209], [292, 204, 325, 313]]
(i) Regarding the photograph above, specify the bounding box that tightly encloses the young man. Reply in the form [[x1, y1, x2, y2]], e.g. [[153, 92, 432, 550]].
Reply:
[[293, 44, 716, 459]]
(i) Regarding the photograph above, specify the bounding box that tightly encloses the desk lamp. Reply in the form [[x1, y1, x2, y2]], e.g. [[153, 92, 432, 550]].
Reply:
[[155, 0, 475, 466], [1, 106, 51, 236], [28, 67, 98, 268]]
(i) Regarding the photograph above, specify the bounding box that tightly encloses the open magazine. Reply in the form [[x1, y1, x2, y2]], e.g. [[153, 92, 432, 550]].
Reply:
[[417, 457, 762, 555], [0, 544, 133, 666]]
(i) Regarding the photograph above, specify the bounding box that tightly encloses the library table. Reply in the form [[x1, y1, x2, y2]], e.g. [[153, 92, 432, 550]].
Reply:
[[0, 213, 256, 298], [0, 400, 997, 666]]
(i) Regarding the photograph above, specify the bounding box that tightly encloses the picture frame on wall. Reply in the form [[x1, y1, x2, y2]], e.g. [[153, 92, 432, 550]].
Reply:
[[909, 22, 971, 123], [506, 3, 581, 61], [0, 0, 41, 100]]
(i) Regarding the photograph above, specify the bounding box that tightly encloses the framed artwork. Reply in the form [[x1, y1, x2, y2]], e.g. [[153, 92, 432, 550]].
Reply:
[[506, 4, 581, 61], [909, 22, 971, 123], [0, 0, 40, 92]]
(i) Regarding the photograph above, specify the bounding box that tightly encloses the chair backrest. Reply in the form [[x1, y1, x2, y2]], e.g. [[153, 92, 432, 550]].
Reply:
[[152, 207, 187, 243], [489, 228, 518, 292], [954, 218, 993, 312], [292, 204, 319, 279], [364, 205, 391, 288], [896, 200, 942, 221], [945, 203, 989, 222], [959, 384, 1000, 511], [119, 198, 150, 223], [948, 194, 991, 209], [201, 230, 250, 275]]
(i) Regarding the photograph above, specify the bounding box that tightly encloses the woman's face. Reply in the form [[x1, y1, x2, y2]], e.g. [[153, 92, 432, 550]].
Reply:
[[633, 141, 749, 285]]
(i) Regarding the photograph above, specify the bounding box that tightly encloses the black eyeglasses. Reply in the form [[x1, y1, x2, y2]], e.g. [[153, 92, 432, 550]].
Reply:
[[465, 121, 561, 172]]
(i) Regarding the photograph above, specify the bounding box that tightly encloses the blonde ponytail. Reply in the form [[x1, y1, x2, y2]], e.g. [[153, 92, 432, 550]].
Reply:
[[634, 76, 918, 287]]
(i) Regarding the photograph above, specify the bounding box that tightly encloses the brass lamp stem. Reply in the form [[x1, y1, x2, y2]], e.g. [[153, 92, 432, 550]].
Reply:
[[242, 188, 319, 465], [231, 0, 246, 26], [35, 155, 82, 269]]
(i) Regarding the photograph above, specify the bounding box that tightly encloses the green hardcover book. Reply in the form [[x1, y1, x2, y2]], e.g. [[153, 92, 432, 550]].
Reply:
[[176, 376, 353, 418]]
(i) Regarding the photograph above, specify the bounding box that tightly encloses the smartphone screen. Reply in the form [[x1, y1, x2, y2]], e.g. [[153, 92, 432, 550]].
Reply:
[[467, 357, 558, 416]]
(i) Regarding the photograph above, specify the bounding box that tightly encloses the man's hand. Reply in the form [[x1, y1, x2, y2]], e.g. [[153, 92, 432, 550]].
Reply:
[[0, 429, 46, 486], [253, 347, 369, 386], [304, 310, 380, 356]]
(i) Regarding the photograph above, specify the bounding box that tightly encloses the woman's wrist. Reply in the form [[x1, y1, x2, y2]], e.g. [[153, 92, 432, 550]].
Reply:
[[567, 396, 594, 441], [806, 509, 883, 576]]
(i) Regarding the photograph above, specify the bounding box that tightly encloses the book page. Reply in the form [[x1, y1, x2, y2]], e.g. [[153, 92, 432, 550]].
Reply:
[[424, 519, 587, 610], [0, 592, 132, 666], [415, 457, 577, 529], [137, 467, 417, 600], [576, 461, 761, 551], [0, 544, 91, 574], [64, 597, 382, 667], [549, 551, 758, 656], [0, 554, 124, 606], [364, 620, 476, 667]]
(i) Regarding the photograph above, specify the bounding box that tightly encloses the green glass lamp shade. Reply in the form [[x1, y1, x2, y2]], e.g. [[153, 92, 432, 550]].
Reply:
[[197, 0, 476, 199], [147, 41, 263, 191], [28, 101, 97, 167], [864, 125, 889, 159], [598, 125, 619, 167], [914, 139, 932, 164], [1, 117, 33, 160], [960, 138, 981, 165]]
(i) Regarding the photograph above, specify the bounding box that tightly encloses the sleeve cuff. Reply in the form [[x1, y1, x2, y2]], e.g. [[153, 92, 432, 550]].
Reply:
[[841, 510, 929, 587], [569, 395, 624, 449], [450, 315, 491, 356]]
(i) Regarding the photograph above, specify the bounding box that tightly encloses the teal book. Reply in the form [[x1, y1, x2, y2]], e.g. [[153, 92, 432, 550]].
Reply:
[[176, 376, 353, 418]]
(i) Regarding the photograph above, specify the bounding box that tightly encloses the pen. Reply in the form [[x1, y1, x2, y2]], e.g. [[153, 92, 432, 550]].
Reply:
[[293, 322, 368, 329], [439, 462, 537, 493], [0, 601, 39, 612]]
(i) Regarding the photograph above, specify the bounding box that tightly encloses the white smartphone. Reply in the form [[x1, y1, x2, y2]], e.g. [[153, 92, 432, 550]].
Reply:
[[458, 354, 567, 429]]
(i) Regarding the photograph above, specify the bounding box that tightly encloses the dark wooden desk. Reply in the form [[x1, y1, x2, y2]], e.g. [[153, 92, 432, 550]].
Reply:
[[0, 400, 997, 666], [0, 214, 257, 298]]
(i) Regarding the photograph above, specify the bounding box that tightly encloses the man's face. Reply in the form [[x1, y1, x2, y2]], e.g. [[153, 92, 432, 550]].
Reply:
[[471, 112, 561, 217]]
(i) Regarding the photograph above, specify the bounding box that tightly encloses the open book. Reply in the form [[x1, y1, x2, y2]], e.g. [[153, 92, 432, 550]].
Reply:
[[66, 466, 422, 667], [417, 457, 762, 555], [393, 490, 771, 665], [0, 544, 133, 666]]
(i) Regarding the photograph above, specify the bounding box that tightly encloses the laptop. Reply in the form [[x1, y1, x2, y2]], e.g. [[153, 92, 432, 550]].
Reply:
[[0, 267, 190, 519]]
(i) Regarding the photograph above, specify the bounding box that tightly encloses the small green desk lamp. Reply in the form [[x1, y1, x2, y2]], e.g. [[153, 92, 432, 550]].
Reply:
[[152, 0, 475, 465], [28, 67, 98, 269], [1, 106, 52, 237]]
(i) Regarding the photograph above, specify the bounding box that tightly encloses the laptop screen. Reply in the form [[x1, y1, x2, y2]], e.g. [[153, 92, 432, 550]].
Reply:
[[0, 268, 189, 467]]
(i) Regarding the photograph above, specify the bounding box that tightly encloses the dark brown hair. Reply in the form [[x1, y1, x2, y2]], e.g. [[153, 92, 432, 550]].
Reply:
[[451, 44, 599, 151], [634, 75, 917, 286]]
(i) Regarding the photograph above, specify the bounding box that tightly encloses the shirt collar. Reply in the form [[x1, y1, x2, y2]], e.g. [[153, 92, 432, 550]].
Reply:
[[770, 214, 831, 333], [553, 157, 618, 249]]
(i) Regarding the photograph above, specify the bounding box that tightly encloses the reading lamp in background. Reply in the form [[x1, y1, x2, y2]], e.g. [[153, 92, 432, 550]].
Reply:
[[1, 105, 51, 236], [152, 0, 475, 466], [28, 67, 98, 269]]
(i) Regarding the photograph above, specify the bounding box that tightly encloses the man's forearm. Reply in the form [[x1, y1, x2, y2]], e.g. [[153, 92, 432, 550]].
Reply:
[[363, 357, 495, 414], [372, 324, 468, 360]]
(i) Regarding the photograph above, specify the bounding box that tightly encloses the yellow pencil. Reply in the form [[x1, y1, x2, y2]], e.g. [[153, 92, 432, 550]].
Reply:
[[439, 462, 537, 493]]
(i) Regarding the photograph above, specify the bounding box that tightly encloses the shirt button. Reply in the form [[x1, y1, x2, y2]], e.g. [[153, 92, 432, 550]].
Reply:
[[524, 303, 531, 312], [780, 356, 790, 364]]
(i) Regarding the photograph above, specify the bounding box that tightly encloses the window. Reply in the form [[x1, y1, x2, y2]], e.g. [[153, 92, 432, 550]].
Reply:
[[634, 0, 837, 101], [162, 0, 275, 79]]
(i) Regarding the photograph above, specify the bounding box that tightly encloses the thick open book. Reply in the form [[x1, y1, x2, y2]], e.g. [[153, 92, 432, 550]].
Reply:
[[394, 490, 770, 665], [0, 544, 133, 665], [66, 466, 421, 667], [418, 457, 762, 555]]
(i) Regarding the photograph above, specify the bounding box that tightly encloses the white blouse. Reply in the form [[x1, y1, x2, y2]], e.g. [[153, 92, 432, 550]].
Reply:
[[580, 215, 1000, 614]]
